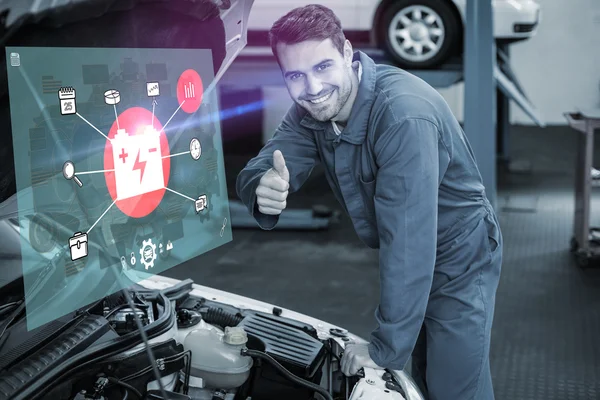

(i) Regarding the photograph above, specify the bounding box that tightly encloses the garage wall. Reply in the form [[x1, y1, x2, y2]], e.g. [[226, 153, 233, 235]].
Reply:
[[439, 0, 600, 126]]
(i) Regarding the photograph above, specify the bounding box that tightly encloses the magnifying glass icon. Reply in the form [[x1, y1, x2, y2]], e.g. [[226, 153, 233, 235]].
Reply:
[[63, 160, 83, 187]]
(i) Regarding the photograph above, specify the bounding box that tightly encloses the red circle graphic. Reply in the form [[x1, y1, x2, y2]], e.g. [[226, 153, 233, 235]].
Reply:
[[176, 69, 204, 114], [103, 107, 171, 218]]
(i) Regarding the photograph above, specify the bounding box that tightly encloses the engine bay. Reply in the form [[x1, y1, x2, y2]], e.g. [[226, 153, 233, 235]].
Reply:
[[0, 279, 409, 400]]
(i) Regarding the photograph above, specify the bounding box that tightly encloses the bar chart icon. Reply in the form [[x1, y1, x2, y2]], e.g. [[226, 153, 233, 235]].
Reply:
[[184, 81, 195, 99], [176, 69, 203, 114]]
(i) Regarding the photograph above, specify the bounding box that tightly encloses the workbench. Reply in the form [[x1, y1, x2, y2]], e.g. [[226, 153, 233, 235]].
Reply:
[[565, 109, 600, 267]]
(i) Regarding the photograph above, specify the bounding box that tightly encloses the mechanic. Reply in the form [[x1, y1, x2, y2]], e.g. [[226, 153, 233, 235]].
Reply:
[[235, 4, 503, 400]]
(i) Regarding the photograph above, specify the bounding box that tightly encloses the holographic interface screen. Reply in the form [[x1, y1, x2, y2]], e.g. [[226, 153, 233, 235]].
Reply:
[[5, 47, 232, 330]]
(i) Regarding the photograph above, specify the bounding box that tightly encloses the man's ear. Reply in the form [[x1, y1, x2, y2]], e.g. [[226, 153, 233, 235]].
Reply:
[[343, 39, 353, 65]]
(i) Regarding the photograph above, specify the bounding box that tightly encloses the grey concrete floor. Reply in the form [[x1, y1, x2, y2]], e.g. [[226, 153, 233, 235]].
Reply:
[[163, 124, 600, 399]]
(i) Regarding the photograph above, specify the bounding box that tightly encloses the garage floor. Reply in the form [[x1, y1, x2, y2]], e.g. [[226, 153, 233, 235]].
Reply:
[[164, 125, 600, 400]]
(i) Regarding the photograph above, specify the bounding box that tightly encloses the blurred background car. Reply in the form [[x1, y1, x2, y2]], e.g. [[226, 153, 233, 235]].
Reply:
[[247, 0, 541, 68]]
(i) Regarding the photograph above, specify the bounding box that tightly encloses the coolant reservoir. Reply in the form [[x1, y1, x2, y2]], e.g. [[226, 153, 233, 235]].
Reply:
[[183, 325, 253, 389]]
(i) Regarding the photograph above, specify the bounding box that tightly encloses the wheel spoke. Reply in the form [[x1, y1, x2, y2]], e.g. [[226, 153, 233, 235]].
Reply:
[[425, 40, 437, 50], [412, 9, 422, 20], [402, 40, 414, 51], [429, 27, 443, 37], [412, 42, 423, 55], [399, 15, 412, 26], [424, 14, 436, 25], [395, 28, 410, 40]]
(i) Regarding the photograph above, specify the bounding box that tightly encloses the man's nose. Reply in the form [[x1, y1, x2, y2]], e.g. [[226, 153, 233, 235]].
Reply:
[[305, 74, 323, 96]]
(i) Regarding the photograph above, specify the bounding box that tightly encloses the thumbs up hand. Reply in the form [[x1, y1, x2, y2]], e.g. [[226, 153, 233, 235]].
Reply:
[[256, 150, 290, 215], [272, 149, 290, 182]]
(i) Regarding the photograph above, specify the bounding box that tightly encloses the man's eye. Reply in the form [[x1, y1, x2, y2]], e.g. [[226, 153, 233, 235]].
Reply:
[[290, 73, 302, 81], [317, 64, 329, 71]]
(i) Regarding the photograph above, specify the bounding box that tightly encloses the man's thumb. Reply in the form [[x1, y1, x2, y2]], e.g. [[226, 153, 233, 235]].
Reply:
[[272, 150, 289, 181]]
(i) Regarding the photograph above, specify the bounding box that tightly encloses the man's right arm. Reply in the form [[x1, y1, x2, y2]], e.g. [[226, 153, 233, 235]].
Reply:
[[235, 104, 320, 230]]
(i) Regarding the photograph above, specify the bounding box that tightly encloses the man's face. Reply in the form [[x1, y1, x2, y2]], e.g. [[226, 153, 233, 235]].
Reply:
[[276, 38, 354, 122]]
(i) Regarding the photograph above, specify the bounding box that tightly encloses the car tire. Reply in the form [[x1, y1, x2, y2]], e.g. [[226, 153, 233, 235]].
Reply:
[[379, 0, 461, 69]]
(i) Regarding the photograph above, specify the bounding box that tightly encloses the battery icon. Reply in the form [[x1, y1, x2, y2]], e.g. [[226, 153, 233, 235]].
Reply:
[[10, 53, 20, 67]]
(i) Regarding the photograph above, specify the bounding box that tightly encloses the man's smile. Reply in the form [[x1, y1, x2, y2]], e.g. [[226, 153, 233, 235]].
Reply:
[[307, 91, 333, 105]]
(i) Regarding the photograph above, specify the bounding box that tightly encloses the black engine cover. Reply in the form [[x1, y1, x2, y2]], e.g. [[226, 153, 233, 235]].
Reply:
[[237, 312, 327, 400]]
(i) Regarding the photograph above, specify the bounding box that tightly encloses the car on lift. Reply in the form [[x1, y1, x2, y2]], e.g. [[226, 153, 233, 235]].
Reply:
[[247, 0, 541, 68]]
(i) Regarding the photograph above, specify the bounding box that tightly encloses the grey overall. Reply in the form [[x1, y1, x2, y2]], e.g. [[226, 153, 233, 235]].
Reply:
[[236, 51, 503, 400]]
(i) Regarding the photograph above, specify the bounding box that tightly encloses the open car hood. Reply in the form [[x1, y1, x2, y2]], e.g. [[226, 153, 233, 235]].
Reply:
[[0, 0, 253, 100], [0, 0, 255, 304]]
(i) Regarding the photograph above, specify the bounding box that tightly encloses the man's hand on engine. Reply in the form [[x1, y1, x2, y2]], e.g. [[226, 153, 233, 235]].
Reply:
[[340, 343, 383, 376]]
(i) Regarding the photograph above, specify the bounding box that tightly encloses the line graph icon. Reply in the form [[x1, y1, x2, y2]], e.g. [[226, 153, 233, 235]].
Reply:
[[146, 82, 160, 97]]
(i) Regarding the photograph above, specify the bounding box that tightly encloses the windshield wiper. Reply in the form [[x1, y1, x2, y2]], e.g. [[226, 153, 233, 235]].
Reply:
[[0, 300, 25, 349], [0, 301, 21, 317]]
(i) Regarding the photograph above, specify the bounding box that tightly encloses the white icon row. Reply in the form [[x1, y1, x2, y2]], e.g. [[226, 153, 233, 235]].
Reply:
[[67, 214, 227, 266], [58, 82, 161, 116], [68, 232, 173, 271]]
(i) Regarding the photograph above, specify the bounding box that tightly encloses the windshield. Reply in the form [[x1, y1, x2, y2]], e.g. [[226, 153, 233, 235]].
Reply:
[[0, 0, 254, 331]]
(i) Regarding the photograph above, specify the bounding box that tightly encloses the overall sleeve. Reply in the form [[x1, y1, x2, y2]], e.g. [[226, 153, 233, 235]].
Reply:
[[235, 105, 320, 230], [367, 117, 447, 370]]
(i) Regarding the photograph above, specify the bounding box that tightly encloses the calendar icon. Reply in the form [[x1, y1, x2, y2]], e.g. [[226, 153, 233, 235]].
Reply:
[[58, 87, 77, 115]]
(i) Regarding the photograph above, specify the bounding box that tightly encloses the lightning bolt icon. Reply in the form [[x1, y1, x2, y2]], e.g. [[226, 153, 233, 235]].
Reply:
[[133, 150, 146, 183]]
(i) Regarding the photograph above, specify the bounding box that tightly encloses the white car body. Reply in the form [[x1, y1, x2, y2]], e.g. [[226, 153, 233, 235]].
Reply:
[[140, 273, 426, 400], [247, 0, 541, 41]]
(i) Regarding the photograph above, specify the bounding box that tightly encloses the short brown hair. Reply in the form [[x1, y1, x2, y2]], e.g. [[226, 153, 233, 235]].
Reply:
[[268, 4, 346, 64]]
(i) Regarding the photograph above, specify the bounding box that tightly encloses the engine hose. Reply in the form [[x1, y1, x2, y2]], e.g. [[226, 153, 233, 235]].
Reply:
[[201, 307, 243, 327], [107, 377, 142, 399], [241, 348, 334, 400]]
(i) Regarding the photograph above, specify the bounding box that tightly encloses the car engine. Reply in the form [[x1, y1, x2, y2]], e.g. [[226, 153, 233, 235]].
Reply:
[[0, 281, 410, 400]]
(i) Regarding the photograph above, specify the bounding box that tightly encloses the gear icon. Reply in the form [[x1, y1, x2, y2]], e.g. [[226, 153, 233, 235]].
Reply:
[[140, 238, 157, 270]]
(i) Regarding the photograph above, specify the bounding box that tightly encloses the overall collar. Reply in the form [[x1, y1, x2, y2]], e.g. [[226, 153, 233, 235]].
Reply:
[[299, 51, 377, 144]]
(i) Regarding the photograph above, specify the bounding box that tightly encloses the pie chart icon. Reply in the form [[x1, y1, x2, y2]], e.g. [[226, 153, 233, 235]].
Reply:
[[104, 89, 120, 105]]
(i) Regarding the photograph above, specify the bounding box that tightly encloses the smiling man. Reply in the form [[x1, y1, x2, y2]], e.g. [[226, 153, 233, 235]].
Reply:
[[236, 4, 503, 400]]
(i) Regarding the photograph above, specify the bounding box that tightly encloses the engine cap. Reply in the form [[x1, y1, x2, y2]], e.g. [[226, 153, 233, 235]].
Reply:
[[223, 326, 248, 345]]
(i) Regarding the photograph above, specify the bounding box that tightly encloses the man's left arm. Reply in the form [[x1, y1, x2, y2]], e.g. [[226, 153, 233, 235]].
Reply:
[[367, 117, 449, 370]]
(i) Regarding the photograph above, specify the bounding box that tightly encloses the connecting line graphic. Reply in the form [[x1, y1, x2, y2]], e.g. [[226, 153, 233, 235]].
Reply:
[[76, 168, 115, 176], [87, 199, 117, 235], [163, 151, 190, 159], [162, 100, 185, 131], [76, 112, 111, 141], [152, 99, 157, 129], [113, 104, 120, 129], [164, 187, 196, 202], [162, 150, 198, 204]]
